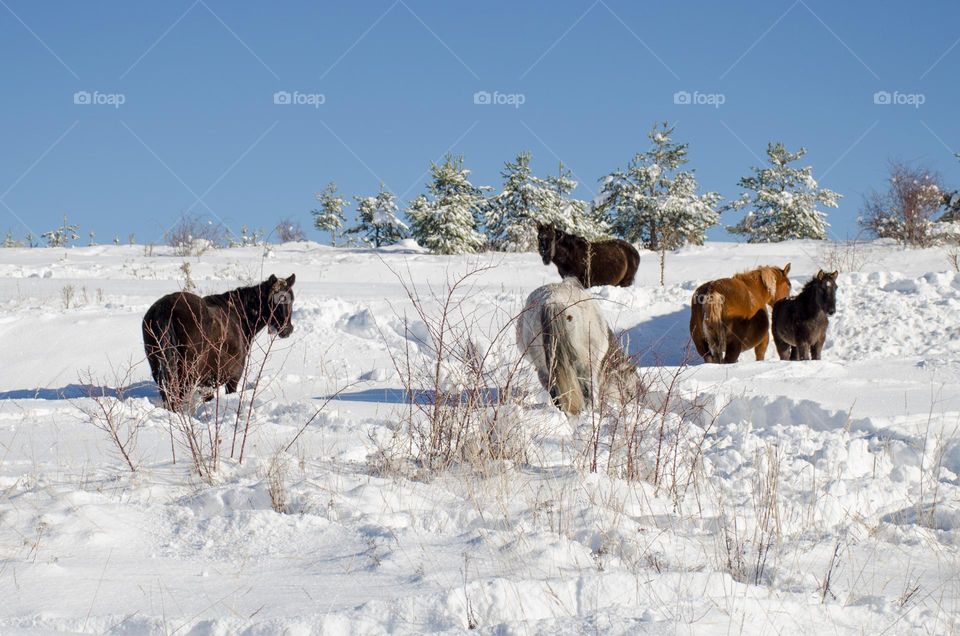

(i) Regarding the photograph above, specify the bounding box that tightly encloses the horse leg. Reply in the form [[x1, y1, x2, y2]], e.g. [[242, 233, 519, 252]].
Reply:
[[754, 331, 770, 361], [811, 337, 824, 360], [789, 346, 798, 361], [798, 343, 812, 361], [537, 369, 561, 408], [722, 338, 742, 364], [773, 334, 792, 360]]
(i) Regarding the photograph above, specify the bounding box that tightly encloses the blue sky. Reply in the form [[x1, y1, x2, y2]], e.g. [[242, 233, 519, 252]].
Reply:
[[1, 0, 958, 244]]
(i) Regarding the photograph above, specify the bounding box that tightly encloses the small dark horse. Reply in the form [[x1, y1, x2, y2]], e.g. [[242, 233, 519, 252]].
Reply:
[[772, 270, 837, 361], [142, 274, 296, 410], [537, 224, 640, 288]]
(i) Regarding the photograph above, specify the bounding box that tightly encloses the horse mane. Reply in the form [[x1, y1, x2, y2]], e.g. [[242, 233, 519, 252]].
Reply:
[[204, 281, 269, 336], [731, 265, 776, 281], [557, 228, 587, 247], [795, 276, 823, 301]]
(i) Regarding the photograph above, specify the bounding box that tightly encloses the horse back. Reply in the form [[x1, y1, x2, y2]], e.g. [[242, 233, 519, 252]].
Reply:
[[701, 276, 764, 319], [143, 292, 229, 351], [590, 239, 640, 287]]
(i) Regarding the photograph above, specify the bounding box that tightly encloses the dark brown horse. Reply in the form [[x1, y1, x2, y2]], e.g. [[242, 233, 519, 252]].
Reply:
[[772, 270, 837, 361], [142, 274, 296, 410], [689, 264, 791, 363], [537, 224, 640, 288]]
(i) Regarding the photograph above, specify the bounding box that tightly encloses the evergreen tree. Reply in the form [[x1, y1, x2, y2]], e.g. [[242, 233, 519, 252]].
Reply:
[[409, 155, 487, 255], [42, 215, 80, 247], [2, 230, 23, 248], [728, 142, 840, 243], [485, 155, 603, 251], [541, 162, 606, 239], [312, 181, 348, 246], [594, 122, 720, 250], [940, 153, 960, 224], [348, 183, 407, 248], [484, 152, 548, 251]]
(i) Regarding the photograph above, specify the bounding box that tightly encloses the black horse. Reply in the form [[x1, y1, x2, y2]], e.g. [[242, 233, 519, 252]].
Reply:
[[537, 224, 640, 288], [142, 274, 296, 410], [772, 270, 837, 361]]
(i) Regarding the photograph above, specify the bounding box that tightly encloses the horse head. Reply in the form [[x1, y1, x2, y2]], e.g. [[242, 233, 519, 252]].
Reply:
[[814, 269, 838, 315], [536, 224, 558, 265], [265, 273, 296, 338]]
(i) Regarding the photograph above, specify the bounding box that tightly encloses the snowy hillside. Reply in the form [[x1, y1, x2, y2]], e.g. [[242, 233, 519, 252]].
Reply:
[[0, 240, 958, 634]]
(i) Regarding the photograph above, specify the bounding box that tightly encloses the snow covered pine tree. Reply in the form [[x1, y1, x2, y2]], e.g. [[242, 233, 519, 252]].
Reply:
[[728, 142, 840, 242], [408, 155, 487, 255], [312, 181, 348, 247], [594, 122, 721, 250], [348, 184, 408, 248], [485, 153, 602, 252]]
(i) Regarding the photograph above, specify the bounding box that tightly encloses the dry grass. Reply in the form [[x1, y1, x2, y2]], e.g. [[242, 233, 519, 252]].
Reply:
[[77, 363, 149, 473], [819, 239, 871, 273], [372, 262, 535, 478]]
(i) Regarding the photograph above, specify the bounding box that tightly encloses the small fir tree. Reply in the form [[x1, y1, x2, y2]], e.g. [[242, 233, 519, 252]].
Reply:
[[312, 181, 348, 246], [728, 142, 840, 242], [348, 183, 408, 248], [594, 122, 720, 250], [408, 155, 487, 255]]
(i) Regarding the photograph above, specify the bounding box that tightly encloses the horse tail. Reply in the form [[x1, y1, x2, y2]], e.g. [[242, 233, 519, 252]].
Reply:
[[142, 310, 181, 408], [702, 289, 727, 362], [540, 303, 585, 416], [619, 241, 640, 287]]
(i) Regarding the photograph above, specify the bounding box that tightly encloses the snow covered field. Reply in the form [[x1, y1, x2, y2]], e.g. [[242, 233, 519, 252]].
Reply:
[[0, 240, 958, 635]]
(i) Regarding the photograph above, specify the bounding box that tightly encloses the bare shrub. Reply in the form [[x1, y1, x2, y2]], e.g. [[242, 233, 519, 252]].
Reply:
[[165, 214, 226, 256], [60, 285, 75, 309], [947, 246, 959, 272], [77, 365, 149, 473], [819, 238, 870, 273], [179, 261, 196, 293], [373, 263, 534, 477], [264, 452, 289, 513], [819, 542, 842, 603], [275, 219, 306, 243], [582, 349, 721, 510], [860, 161, 944, 246], [715, 442, 783, 586]]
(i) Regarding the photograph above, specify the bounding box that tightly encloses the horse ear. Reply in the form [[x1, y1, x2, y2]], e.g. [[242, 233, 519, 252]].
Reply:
[[286, 273, 296, 287], [829, 271, 838, 280], [267, 274, 277, 285], [815, 269, 825, 280], [782, 263, 791, 276]]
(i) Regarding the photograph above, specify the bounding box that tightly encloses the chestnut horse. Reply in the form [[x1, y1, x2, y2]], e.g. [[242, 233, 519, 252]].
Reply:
[[689, 264, 791, 363], [537, 224, 640, 288], [142, 274, 296, 410]]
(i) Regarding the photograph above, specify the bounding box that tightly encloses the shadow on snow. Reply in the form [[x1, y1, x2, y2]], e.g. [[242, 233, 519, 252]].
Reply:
[[0, 381, 158, 401]]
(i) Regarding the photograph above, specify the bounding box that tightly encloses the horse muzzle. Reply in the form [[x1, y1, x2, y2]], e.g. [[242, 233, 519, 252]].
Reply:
[[269, 324, 295, 338]]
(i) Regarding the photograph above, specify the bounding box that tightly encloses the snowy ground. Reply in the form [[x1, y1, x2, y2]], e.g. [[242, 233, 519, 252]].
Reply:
[[0, 239, 958, 635]]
